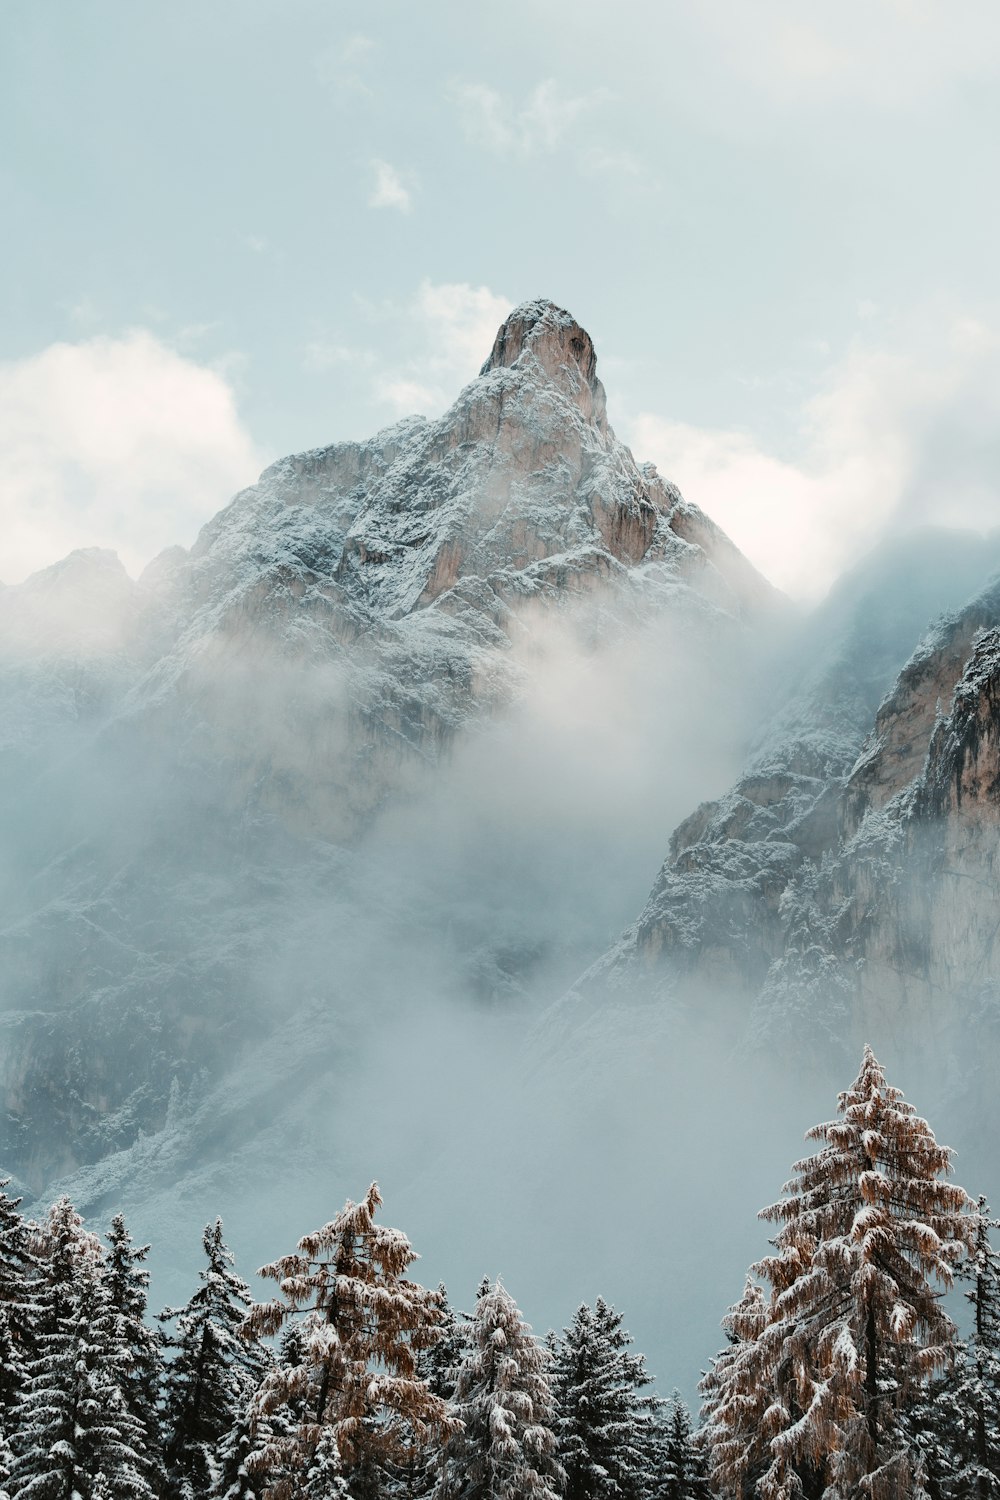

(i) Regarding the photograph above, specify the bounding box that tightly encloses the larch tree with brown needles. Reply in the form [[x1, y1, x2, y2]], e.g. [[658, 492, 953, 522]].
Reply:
[[243, 1182, 456, 1500], [702, 1046, 975, 1500]]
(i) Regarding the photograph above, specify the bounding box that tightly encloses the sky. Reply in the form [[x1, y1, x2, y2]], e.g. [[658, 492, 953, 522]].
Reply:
[[3, 0, 1000, 596]]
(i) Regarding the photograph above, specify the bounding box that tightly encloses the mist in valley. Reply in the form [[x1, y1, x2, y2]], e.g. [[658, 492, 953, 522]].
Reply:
[[5, 524, 1000, 1405]]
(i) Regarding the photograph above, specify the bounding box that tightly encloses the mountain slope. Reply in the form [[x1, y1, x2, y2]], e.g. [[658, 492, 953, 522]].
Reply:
[[0, 299, 776, 1199]]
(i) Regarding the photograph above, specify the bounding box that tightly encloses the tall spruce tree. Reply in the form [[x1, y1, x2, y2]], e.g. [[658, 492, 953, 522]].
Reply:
[[161, 1219, 267, 1500], [549, 1297, 658, 1500], [9, 1198, 157, 1500], [435, 1277, 563, 1500], [701, 1047, 974, 1500], [952, 1196, 1000, 1499], [648, 1394, 709, 1500], [244, 1182, 453, 1500], [405, 1285, 468, 1500], [0, 1423, 12, 1500], [911, 1196, 1000, 1500], [102, 1215, 163, 1470], [0, 1182, 38, 1423]]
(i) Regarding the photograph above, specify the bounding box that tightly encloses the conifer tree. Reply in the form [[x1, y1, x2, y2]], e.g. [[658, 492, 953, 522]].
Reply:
[[103, 1214, 163, 1469], [549, 1297, 658, 1500], [212, 1398, 283, 1500], [697, 1274, 770, 1495], [648, 1394, 709, 1500], [244, 1182, 453, 1499], [0, 1181, 38, 1420], [0, 1423, 12, 1500], [417, 1285, 467, 1407], [405, 1285, 469, 1500], [161, 1219, 267, 1500], [701, 1047, 975, 1500], [911, 1196, 1000, 1499], [436, 1277, 563, 1500], [9, 1198, 157, 1500], [300, 1431, 350, 1499]]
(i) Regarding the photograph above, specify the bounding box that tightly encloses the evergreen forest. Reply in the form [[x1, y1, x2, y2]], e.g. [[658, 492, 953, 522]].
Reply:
[[0, 1049, 996, 1500]]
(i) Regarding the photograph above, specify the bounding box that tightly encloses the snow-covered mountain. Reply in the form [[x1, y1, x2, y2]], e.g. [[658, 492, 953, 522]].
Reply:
[[9, 298, 1000, 1394], [0, 299, 777, 1202]]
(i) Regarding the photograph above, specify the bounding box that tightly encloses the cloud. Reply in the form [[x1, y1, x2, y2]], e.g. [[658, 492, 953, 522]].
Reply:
[[412, 280, 513, 378], [376, 378, 439, 415], [373, 280, 514, 417], [578, 146, 644, 180], [0, 331, 265, 584], [302, 340, 374, 374], [368, 159, 412, 213], [453, 79, 609, 156], [316, 33, 376, 99], [630, 316, 1000, 600], [687, 0, 1000, 110]]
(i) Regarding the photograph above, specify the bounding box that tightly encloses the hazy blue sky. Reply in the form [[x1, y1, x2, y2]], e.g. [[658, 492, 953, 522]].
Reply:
[[3, 0, 1000, 593]]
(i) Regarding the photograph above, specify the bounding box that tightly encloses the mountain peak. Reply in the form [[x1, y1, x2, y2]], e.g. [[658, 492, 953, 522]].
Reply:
[[479, 298, 598, 387]]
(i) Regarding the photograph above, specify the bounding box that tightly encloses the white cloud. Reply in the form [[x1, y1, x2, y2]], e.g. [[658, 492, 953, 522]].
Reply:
[[368, 159, 412, 213], [316, 33, 376, 98], [370, 280, 514, 418], [413, 280, 513, 378], [302, 340, 373, 374], [340, 34, 374, 66], [689, 0, 1000, 110], [630, 317, 1000, 599], [454, 79, 609, 156], [0, 331, 265, 584], [578, 146, 644, 179], [376, 378, 439, 416]]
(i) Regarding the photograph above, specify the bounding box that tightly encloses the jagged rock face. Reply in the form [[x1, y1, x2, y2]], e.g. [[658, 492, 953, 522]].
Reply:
[[564, 535, 1000, 1071], [120, 298, 777, 838], [833, 600, 1000, 1045], [843, 590, 1000, 832], [0, 298, 777, 1194]]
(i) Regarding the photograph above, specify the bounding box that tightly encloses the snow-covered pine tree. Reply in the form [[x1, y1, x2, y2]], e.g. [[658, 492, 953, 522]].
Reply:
[[952, 1195, 1000, 1499], [704, 1046, 975, 1500], [912, 1196, 1000, 1500], [696, 1275, 771, 1496], [161, 1218, 268, 1500], [404, 1285, 469, 1500], [102, 1213, 163, 1469], [0, 1181, 38, 1421], [647, 1394, 709, 1500], [0, 1423, 12, 1500], [417, 1285, 466, 1407], [549, 1297, 658, 1500], [435, 1277, 564, 1500], [244, 1182, 453, 1500], [300, 1431, 350, 1499], [9, 1197, 157, 1500], [8, 1196, 105, 1499]]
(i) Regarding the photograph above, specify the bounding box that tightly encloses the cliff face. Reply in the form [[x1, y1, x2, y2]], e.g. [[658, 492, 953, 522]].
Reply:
[[564, 539, 1000, 1076], [0, 299, 776, 1197]]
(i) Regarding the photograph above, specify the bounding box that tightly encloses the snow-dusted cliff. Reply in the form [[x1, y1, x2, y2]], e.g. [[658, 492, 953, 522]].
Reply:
[[559, 530, 1000, 1079], [0, 299, 776, 1198]]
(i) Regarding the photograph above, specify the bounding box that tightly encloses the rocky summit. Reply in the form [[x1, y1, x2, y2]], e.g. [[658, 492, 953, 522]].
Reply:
[[0, 299, 775, 1200]]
